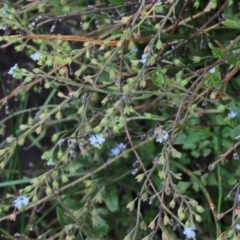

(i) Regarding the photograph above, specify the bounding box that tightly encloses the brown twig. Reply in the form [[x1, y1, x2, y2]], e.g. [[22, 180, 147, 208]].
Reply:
[[208, 141, 240, 170], [156, 0, 230, 63], [155, 0, 190, 60]]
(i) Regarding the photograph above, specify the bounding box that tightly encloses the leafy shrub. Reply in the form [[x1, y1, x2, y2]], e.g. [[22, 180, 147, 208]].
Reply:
[[1, 0, 240, 239]]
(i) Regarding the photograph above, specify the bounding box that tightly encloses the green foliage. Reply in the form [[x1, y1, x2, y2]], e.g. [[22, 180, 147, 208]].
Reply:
[[1, 0, 240, 239]]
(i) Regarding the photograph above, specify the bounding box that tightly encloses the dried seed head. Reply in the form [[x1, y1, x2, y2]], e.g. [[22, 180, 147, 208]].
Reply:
[[67, 139, 77, 148], [69, 150, 77, 158], [78, 143, 84, 150]]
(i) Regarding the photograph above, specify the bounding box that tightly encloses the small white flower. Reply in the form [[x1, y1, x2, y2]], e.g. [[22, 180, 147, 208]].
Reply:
[[8, 64, 18, 78], [236, 136, 240, 141], [233, 152, 239, 160], [28, 22, 35, 29], [209, 67, 215, 73], [13, 196, 29, 210], [228, 111, 237, 118], [154, 129, 169, 143], [131, 168, 138, 175], [69, 150, 77, 158], [183, 226, 196, 239], [30, 51, 41, 61]]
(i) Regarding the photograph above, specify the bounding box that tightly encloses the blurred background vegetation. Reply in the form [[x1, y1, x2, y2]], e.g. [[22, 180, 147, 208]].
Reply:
[[1, 0, 240, 239]]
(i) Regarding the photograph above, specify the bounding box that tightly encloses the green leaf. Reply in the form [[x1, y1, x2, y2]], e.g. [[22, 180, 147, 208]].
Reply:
[[155, 3, 163, 13], [221, 127, 232, 138], [191, 150, 200, 158], [222, 19, 240, 29], [203, 148, 211, 157], [151, 67, 165, 87], [208, 42, 224, 58], [63, 198, 83, 211], [92, 224, 109, 237], [108, 0, 124, 5], [41, 150, 52, 160], [102, 189, 119, 212], [206, 67, 222, 88], [134, 92, 156, 100], [227, 56, 238, 66], [91, 216, 109, 237], [206, 174, 218, 186], [177, 181, 191, 193], [56, 207, 73, 225], [231, 125, 240, 138], [175, 128, 213, 144], [227, 176, 237, 185], [192, 181, 200, 192]]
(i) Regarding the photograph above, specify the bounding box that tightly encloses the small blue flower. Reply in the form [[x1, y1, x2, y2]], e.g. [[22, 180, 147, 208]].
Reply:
[[236, 224, 240, 231], [89, 134, 105, 147], [183, 226, 196, 239], [111, 147, 120, 156], [110, 143, 125, 156], [96, 134, 105, 144], [13, 196, 29, 210], [30, 51, 41, 61], [133, 46, 138, 52], [228, 111, 237, 118], [154, 129, 169, 143], [140, 53, 148, 64], [8, 64, 18, 78]]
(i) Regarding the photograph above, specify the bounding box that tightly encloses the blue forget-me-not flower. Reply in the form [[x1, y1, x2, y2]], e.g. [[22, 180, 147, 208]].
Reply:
[[13, 196, 29, 210], [110, 143, 125, 156], [228, 111, 237, 118], [133, 46, 138, 52], [30, 51, 41, 61], [8, 64, 18, 78], [183, 226, 196, 239], [140, 53, 148, 64], [89, 134, 105, 147]]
